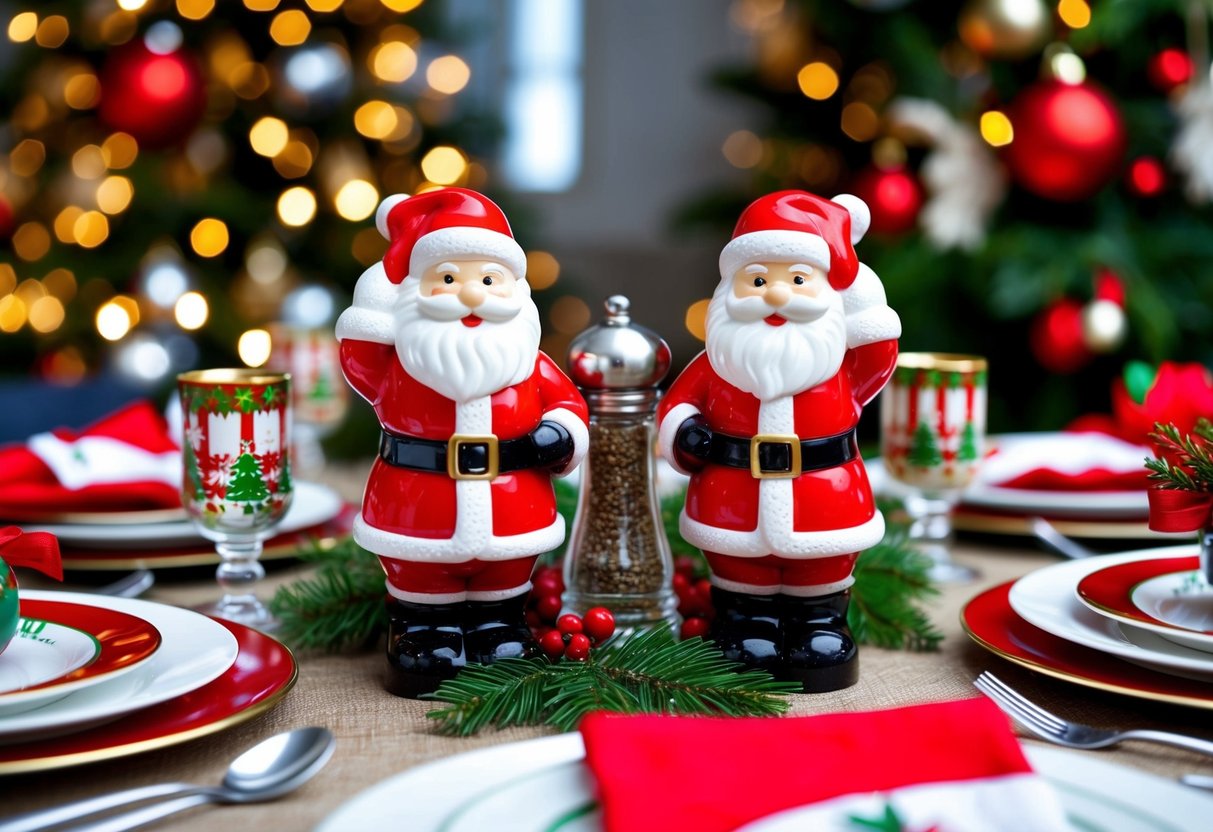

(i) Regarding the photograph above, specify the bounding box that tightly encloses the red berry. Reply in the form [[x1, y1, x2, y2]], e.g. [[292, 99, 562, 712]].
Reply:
[[672, 572, 690, 593], [694, 578, 712, 596], [532, 568, 563, 597], [539, 629, 566, 660], [525, 609, 541, 629], [535, 593, 562, 623], [564, 633, 591, 661], [582, 607, 616, 643], [680, 617, 710, 640], [674, 556, 698, 577], [556, 613, 584, 635]]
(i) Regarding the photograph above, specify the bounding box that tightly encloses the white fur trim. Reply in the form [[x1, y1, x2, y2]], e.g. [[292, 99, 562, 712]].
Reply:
[[680, 509, 885, 558], [410, 226, 527, 281], [782, 576, 855, 596], [335, 261, 398, 344], [718, 230, 830, 281], [466, 584, 530, 602], [831, 193, 870, 244], [386, 585, 467, 604], [841, 263, 901, 347], [543, 407, 589, 477], [376, 193, 410, 239], [710, 575, 780, 595], [354, 512, 566, 561], [657, 403, 701, 477]]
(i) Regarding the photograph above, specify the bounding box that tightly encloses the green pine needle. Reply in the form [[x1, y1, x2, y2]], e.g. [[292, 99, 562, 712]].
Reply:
[[424, 625, 801, 737], [849, 526, 943, 652], [1146, 420, 1213, 491]]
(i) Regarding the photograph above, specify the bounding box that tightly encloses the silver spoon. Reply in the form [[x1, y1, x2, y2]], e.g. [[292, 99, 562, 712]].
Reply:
[[0, 727, 335, 832]]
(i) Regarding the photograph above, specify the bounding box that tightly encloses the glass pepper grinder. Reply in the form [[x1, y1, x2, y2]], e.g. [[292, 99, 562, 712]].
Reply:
[[564, 295, 679, 633]]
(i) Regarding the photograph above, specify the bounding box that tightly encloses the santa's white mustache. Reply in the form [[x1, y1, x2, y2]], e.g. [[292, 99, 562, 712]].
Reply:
[[724, 290, 833, 323], [416, 289, 525, 323]]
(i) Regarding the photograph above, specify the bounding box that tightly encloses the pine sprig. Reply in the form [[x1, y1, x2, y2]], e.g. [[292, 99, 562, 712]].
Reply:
[[849, 527, 943, 652], [1146, 419, 1213, 491], [269, 537, 387, 651], [425, 626, 801, 736]]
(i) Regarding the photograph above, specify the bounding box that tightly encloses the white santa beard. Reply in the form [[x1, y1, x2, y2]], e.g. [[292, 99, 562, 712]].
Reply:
[[393, 277, 541, 403], [705, 281, 848, 401]]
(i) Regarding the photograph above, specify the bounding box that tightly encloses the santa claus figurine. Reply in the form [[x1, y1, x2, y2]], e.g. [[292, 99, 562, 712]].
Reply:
[[657, 190, 900, 692], [336, 188, 589, 698]]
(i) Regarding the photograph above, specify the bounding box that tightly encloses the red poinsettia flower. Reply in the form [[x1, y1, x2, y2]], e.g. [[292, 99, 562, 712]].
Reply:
[[1112, 361, 1213, 448]]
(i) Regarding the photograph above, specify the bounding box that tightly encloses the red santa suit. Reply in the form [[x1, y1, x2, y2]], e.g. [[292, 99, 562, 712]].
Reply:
[[336, 189, 589, 605], [657, 192, 899, 598]]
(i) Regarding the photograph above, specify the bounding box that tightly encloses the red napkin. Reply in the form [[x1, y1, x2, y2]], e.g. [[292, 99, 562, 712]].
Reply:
[[0, 401, 181, 514], [981, 430, 1151, 492], [0, 526, 62, 579], [581, 698, 1068, 832]]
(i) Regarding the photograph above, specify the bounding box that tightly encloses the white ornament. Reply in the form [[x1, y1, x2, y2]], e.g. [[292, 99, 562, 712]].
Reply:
[[886, 98, 1007, 251], [1170, 83, 1213, 204], [1081, 299, 1127, 353]]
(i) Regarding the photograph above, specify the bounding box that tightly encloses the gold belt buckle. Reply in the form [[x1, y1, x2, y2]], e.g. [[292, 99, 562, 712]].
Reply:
[[447, 434, 500, 480], [750, 434, 802, 479]]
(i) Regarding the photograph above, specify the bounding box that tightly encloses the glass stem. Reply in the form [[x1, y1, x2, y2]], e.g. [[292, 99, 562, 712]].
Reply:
[[214, 538, 266, 603]]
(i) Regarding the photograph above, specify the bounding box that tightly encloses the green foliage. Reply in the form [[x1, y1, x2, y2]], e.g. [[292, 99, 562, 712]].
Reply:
[[269, 537, 387, 652], [849, 525, 943, 652], [1146, 419, 1213, 491], [425, 626, 801, 737]]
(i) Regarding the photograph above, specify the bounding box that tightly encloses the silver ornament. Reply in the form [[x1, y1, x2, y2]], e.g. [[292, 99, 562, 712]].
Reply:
[[271, 42, 353, 118], [1081, 299, 1127, 353]]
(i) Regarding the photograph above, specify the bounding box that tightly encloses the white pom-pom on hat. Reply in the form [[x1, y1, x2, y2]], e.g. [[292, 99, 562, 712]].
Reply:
[[376, 193, 410, 240], [831, 194, 870, 244]]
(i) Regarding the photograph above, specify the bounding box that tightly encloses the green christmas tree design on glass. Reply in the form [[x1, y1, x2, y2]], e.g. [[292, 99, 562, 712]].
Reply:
[[958, 421, 979, 463], [225, 450, 270, 514], [908, 422, 942, 468], [309, 369, 334, 403]]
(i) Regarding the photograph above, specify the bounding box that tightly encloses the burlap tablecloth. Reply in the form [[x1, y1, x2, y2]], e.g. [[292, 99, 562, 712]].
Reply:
[[4, 467, 1212, 829]]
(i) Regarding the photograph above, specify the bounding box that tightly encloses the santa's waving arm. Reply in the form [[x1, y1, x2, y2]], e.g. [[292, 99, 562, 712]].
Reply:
[[335, 259, 398, 405], [830, 194, 901, 407]]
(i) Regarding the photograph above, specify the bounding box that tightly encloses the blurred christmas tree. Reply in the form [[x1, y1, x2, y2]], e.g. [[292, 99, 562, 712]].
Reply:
[[0, 0, 513, 393], [677, 0, 1213, 431]]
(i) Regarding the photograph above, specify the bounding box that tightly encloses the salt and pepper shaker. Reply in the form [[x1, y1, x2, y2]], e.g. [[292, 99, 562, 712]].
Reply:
[[564, 296, 679, 633]]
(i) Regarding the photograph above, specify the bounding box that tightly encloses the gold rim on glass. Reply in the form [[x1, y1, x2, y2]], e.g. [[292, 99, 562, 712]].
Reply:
[[178, 369, 290, 386], [895, 352, 987, 373]]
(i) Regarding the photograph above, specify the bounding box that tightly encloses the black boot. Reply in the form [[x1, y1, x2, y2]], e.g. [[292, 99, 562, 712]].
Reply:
[[385, 597, 466, 699], [707, 587, 782, 674], [782, 590, 858, 693], [463, 593, 541, 666]]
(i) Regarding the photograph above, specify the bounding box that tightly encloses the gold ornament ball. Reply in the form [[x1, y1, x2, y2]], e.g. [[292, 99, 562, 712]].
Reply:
[[959, 0, 1052, 60], [1081, 299, 1127, 353]]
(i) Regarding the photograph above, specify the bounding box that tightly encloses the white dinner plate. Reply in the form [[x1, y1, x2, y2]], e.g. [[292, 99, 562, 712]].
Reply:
[[26, 481, 342, 549], [316, 733, 1213, 832], [0, 591, 238, 744], [1008, 546, 1213, 681]]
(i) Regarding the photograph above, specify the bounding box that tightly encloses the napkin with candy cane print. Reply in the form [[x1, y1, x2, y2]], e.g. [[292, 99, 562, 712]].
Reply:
[[580, 698, 1070, 832], [0, 401, 181, 513]]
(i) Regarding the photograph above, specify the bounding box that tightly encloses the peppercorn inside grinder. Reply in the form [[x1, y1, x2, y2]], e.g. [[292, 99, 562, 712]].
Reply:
[[563, 296, 679, 634]]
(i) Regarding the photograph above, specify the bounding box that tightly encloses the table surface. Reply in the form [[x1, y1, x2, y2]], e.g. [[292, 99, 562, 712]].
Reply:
[[5, 470, 1213, 829]]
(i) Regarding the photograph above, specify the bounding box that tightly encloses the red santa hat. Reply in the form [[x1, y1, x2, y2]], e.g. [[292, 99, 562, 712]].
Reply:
[[375, 187, 528, 285], [718, 191, 871, 291]]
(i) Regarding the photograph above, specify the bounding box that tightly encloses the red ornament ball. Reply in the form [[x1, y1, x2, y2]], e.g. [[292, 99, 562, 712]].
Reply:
[[1002, 80, 1126, 202], [556, 614, 583, 635], [1093, 268, 1126, 306], [539, 629, 566, 661], [564, 633, 592, 662], [1126, 156, 1166, 198], [1030, 299, 1091, 374], [680, 617, 711, 640], [850, 165, 924, 235], [1147, 48, 1193, 93], [582, 607, 616, 643], [98, 42, 206, 149]]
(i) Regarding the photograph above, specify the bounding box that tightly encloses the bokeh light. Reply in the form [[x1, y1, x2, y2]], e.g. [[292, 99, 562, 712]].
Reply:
[[175, 291, 209, 329], [96, 298, 135, 340], [427, 55, 471, 94], [525, 251, 560, 290], [96, 176, 134, 214], [354, 100, 398, 139], [797, 61, 839, 100], [28, 295, 65, 333], [1058, 0, 1091, 30], [335, 180, 379, 220], [269, 10, 311, 46], [75, 211, 113, 248], [980, 111, 1014, 147], [8, 12, 38, 42], [34, 15, 69, 48], [722, 130, 763, 168], [419, 146, 467, 184], [370, 41, 418, 83], [550, 295, 591, 335], [102, 133, 139, 169], [177, 0, 216, 21], [250, 116, 290, 156], [238, 328, 272, 366], [278, 186, 318, 226], [685, 299, 710, 341], [13, 222, 51, 261], [190, 218, 230, 257]]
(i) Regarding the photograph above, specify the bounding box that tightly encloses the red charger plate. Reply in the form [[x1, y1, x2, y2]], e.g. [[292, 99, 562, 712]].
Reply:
[[0, 617, 297, 773], [961, 581, 1213, 710], [1077, 555, 1210, 635]]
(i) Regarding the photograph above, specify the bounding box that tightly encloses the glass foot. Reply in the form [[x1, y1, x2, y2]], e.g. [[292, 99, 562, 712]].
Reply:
[[198, 594, 280, 633]]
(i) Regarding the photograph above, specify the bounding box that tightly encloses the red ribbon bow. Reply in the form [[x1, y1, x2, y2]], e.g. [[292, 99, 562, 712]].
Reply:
[[1147, 488, 1213, 534], [0, 526, 63, 581]]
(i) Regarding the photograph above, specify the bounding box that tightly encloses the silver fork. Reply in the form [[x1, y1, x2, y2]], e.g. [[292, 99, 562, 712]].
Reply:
[[974, 671, 1213, 758]]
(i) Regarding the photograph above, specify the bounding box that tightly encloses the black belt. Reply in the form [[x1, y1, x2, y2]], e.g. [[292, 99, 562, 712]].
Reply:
[[378, 424, 572, 481], [679, 426, 858, 479]]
